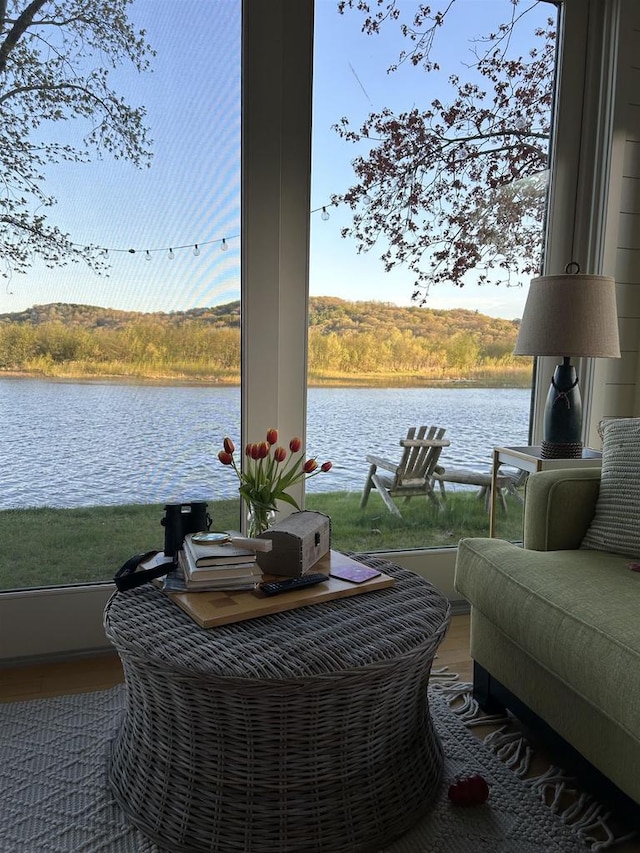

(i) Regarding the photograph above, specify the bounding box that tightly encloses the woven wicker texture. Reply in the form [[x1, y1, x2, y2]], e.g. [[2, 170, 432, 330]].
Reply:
[[104, 554, 450, 853], [581, 418, 640, 558]]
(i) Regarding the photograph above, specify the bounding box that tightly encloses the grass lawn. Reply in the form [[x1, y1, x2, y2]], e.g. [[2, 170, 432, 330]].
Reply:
[[0, 488, 523, 590]]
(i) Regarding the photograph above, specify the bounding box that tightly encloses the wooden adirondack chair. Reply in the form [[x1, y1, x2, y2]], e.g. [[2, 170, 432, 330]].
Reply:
[[360, 426, 450, 517]]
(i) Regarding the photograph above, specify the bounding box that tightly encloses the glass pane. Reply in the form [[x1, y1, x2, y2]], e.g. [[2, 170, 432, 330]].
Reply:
[[309, 0, 558, 549], [0, 1, 241, 590]]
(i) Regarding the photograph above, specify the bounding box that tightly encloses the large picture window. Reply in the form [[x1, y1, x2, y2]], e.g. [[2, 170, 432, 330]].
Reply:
[[0, 0, 242, 591], [308, 0, 559, 549]]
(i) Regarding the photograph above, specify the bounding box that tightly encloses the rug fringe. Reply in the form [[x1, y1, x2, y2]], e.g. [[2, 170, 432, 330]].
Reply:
[[525, 768, 638, 851], [483, 727, 533, 777], [431, 678, 638, 852], [431, 679, 509, 726], [429, 666, 460, 682]]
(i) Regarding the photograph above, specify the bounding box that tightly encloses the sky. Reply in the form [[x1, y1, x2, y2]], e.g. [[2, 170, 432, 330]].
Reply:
[[1, 0, 556, 320]]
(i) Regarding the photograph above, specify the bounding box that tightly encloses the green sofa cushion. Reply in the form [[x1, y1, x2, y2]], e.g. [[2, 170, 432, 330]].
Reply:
[[523, 468, 600, 551], [581, 417, 640, 558], [455, 538, 640, 742]]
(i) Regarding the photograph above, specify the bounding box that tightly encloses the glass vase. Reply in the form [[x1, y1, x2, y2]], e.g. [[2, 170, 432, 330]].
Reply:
[[246, 504, 276, 538]]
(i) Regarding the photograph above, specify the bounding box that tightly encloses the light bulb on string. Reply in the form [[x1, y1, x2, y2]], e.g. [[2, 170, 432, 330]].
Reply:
[[220, 238, 228, 252], [145, 250, 151, 262], [168, 248, 175, 260], [321, 207, 330, 221], [193, 244, 200, 257]]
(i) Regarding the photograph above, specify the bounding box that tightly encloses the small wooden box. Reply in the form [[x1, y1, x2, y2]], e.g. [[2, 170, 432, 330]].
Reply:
[[256, 511, 331, 577]]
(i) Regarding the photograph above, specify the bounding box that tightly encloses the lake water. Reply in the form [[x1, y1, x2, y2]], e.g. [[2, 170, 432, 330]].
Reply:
[[0, 378, 530, 509]]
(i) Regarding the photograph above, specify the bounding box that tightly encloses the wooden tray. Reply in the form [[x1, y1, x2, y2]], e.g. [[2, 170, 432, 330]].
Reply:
[[169, 551, 394, 628]]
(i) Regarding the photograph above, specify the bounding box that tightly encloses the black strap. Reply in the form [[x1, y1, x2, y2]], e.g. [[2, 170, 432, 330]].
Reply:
[[114, 550, 175, 591]]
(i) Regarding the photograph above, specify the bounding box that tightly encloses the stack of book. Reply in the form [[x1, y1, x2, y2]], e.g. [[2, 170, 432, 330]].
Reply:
[[162, 533, 263, 592]]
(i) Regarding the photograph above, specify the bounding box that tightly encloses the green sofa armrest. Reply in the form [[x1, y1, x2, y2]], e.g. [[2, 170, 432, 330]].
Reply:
[[523, 467, 601, 551]]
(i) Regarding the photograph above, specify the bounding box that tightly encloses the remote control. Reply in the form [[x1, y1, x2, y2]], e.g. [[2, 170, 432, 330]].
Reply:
[[259, 572, 329, 596]]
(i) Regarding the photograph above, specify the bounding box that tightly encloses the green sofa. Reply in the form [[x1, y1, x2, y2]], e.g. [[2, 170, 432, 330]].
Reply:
[[455, 466, 640, 806]]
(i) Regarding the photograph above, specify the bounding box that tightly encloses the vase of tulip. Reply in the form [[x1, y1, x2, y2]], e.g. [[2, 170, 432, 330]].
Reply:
[[217, 428, 332, 536], [246, 506, 278, 539]]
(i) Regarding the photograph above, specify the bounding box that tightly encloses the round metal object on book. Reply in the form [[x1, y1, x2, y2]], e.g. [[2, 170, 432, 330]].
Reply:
[[191, 531, 231, 545]]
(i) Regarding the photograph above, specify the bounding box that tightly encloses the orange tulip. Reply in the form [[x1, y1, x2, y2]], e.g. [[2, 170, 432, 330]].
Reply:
[[266, 428, 278, 446], [218, 432, 333, 534]]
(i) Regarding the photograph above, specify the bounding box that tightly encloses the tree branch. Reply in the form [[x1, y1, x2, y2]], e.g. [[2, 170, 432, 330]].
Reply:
[[0, 0, 47, 74], [0, 80, 110, 110]]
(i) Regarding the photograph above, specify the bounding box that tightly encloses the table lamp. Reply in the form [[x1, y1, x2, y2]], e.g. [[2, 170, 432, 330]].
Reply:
[[513, 268, 620, 459]]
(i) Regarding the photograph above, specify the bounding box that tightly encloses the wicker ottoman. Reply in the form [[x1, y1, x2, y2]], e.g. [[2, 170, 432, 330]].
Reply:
[[104, 554, 450, 853]]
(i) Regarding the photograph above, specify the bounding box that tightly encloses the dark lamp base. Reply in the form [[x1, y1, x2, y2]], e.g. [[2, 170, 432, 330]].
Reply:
[[542, 359, 583, 457], [541, 440, 584, 459]]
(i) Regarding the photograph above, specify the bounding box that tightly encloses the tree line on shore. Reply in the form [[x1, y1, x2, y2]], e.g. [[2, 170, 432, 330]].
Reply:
[[0, 297, 531, 383]]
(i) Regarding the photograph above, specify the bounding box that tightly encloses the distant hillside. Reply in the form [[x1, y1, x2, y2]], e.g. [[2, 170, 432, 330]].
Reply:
[[0, 297, 519, 339], [308, 296, 520, 348], [0, 297, 529, 386], [0, 301, 242, 329]]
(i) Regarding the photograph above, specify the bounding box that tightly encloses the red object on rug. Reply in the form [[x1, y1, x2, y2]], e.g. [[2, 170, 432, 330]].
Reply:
[[448, 773, 490, 806]]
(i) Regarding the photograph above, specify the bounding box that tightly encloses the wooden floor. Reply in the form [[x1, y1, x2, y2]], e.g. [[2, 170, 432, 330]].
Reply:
[[1, 647, 125, 702]]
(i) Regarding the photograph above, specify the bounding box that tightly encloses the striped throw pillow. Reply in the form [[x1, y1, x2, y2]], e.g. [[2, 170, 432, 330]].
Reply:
[[581, 418, 640, 557]]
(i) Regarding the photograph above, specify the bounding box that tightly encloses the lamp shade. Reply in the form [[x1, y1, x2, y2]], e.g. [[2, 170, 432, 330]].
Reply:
[[514, 274, 620, 358]]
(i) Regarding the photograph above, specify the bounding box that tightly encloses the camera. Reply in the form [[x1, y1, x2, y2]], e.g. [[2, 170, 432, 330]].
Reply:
[[161, 502, 211, 557]]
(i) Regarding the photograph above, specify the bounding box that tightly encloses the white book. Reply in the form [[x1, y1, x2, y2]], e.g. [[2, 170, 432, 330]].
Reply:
[[179, 548, 258, 581], [162, 563, 261, 592]]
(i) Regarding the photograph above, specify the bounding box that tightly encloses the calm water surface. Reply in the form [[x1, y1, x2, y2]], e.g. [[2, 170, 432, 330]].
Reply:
[[0, 379, 530, 509]]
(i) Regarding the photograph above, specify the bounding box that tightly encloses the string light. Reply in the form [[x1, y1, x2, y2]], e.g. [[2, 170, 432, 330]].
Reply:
[[71, 201, 339, 262]]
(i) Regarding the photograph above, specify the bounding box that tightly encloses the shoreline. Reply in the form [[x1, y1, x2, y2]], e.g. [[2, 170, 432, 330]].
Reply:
[[0, 369, 530, 390]]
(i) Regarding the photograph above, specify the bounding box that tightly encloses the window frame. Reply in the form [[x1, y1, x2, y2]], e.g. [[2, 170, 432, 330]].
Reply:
[[0, 0, 619, 661]]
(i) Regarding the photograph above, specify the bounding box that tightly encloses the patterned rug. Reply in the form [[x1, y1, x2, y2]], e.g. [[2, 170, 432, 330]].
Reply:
[[0, 682, 607, 852]]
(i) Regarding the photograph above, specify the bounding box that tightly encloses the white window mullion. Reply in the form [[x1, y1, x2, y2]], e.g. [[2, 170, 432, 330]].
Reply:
[[242, 0, 314, 515]]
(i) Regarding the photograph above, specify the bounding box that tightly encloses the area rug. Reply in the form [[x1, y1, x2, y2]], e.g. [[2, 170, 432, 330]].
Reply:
[[0, 682, 611, 853]]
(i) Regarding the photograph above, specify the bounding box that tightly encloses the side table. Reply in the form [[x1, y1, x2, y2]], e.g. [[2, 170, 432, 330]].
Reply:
[[104, 554, 450, 853], [489, 445, 602, 537]]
